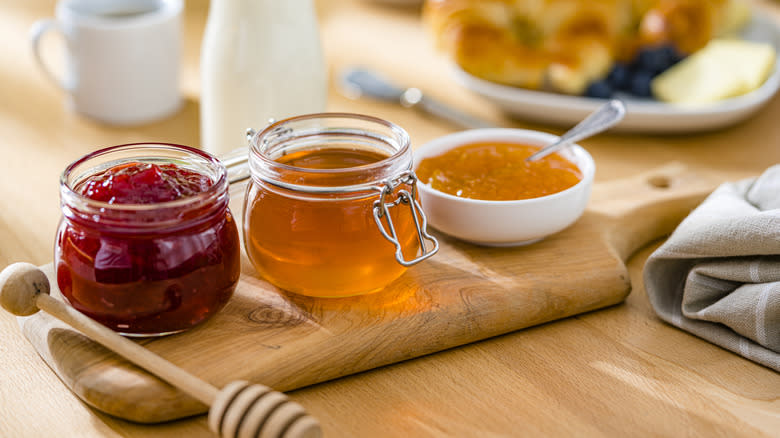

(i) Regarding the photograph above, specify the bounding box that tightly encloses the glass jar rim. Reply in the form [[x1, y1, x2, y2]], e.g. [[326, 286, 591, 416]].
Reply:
[[60, 142, 228, 212], [248, 113, 412, 194]]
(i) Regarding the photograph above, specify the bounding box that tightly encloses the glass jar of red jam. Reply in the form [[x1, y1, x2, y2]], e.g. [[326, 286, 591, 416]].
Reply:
[[244, 113, 438, 297], [55, 144, 241, 337]]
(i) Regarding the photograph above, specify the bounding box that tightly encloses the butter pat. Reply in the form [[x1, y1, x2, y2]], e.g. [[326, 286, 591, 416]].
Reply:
[[652, 39, 777, 105]]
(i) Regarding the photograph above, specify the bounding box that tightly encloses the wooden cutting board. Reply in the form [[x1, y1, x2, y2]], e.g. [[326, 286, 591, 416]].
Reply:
[[17, 163, 719, 424]]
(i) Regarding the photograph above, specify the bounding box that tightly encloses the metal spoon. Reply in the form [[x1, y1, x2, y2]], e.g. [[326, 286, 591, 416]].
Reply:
[[340, 67, 494, 130], [526, 99, 626, 162]]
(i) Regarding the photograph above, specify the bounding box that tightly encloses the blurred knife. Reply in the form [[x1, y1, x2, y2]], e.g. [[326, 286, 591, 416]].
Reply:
[[340, 67, 494, 130]]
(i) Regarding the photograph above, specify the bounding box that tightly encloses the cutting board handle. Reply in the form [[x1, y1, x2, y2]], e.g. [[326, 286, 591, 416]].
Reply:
[[589, 162, 720, 261]]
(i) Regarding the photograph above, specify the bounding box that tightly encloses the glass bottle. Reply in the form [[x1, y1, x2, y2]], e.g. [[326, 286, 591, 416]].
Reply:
[[200, 0, 328, 156]]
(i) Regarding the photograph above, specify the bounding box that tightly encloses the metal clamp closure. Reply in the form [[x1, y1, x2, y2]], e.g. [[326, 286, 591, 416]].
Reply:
[[372, 171, 439, 267]]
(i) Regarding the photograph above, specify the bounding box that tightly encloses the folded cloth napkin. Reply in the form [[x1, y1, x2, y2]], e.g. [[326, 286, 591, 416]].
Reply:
[[644, 165, 780, 372]]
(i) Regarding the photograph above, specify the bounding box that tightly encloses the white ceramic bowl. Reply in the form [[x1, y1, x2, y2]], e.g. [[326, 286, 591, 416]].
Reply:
[[413, 129, 595, 246]]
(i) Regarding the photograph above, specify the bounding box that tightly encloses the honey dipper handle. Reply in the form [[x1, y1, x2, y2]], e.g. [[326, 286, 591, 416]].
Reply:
[[46, 291, 324, 438], [33, 291, 221, 406], [0, 262, 216, 404], [1, 263, 321, 438]]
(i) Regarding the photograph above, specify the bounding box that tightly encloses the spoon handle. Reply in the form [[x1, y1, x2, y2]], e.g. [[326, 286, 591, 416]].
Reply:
[[526, 99, 626, 162]]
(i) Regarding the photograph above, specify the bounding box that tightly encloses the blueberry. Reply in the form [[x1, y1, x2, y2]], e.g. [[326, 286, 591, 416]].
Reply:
[[629, 70, 654, 98], [635, 44, 688, 75], [606, 63, 631, 90], [660, 44, 685, 65], [584, 80, 614, 99], [635, 48, 665, 74]]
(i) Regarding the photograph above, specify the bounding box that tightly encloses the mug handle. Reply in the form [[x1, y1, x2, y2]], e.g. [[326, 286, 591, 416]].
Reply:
[[30, 19, 72, 92]]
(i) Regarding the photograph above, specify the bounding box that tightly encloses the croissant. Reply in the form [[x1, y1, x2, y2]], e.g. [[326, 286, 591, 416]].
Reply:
[[424, 0, 745, 94]]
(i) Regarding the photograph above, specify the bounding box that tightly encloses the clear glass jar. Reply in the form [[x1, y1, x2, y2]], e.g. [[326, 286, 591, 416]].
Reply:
[[55, 144, 241, 337], [243, 113, 438, 297]]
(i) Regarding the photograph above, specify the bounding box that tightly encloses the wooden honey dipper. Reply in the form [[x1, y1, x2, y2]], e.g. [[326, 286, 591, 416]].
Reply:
[[0, 262, 322, 438]]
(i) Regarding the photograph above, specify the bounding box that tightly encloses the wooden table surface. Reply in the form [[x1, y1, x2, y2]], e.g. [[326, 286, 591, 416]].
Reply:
[[1, 0, 778, 436]]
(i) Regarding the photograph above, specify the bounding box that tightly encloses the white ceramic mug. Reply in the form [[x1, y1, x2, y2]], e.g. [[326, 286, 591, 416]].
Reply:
[[31, 0, 182, 125]]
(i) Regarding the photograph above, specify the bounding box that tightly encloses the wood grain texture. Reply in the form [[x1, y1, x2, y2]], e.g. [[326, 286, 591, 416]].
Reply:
[[18, 164, 718, 423], [1, 0, 779, 437]]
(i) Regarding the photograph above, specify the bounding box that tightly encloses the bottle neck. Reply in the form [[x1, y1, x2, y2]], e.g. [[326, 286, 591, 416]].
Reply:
[[207, 0, 317, 23]]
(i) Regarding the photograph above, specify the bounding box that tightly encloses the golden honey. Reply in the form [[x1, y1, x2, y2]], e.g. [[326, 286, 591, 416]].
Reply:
[[243, 114, 437, 297]]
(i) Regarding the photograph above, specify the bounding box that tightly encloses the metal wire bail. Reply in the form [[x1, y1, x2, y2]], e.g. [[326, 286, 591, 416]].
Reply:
[[373, 171, 439, 267]]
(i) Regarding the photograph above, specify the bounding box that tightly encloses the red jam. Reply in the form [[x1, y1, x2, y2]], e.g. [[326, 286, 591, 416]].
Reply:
[[56, 152, 240, 336], [79, 162, 213, 203]]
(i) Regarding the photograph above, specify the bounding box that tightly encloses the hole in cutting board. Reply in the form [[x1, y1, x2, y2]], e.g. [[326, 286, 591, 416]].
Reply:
[[647, 175, 671, 189]]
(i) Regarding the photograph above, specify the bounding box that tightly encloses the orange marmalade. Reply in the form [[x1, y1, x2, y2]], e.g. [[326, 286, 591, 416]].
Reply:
[[415, 142, 582, 201]]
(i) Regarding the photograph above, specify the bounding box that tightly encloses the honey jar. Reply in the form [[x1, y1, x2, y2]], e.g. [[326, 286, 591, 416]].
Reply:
[[243, 113, 438, 297], [55, 144, 241, 337]]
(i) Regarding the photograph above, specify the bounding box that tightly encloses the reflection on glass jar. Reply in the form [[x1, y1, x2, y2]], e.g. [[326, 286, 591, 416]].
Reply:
[[243, 113, 438, 297], [55, 144, 241, 337]]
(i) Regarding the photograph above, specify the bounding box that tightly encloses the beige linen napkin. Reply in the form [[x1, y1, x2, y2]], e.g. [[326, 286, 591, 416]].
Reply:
[[644, 165, 780, 372]]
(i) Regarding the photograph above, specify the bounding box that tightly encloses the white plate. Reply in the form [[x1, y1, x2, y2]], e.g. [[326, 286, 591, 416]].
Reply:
[[453, 14, 780, 133]]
